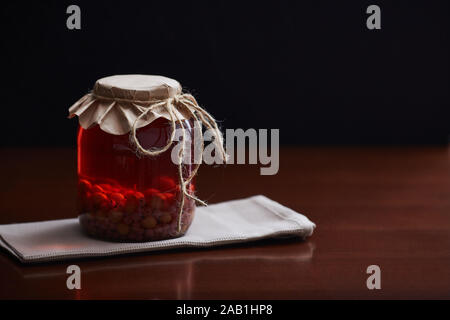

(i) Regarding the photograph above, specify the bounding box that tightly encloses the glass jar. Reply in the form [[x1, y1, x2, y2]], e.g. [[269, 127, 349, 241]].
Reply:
[[69, 75, 200, 242], [77, 118, 195, 242]]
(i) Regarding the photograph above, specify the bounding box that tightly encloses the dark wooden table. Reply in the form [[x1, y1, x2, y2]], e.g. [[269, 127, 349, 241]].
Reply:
[[0, 147, 449, 299]]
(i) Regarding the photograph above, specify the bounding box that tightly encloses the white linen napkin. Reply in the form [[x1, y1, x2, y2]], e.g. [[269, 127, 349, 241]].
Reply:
[[0, 195, 315, 263]]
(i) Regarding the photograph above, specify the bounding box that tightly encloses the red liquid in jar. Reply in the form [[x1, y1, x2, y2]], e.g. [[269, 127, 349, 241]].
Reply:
[[77, 118, 195, 242]]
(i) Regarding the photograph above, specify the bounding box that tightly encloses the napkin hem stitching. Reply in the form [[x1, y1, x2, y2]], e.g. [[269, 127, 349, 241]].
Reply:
[[0, 228, 308, 263]]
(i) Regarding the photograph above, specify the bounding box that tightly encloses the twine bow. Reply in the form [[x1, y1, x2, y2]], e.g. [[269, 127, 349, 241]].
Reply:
[[110, 93, 228, 233]]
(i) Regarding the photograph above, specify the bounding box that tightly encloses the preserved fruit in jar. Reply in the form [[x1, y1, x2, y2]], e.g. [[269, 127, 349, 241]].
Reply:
[[68, 75, 226, 242], [76, 118, 196, 241]]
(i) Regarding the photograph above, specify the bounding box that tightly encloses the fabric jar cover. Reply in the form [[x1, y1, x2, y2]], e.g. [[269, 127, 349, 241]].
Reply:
[[68, 74, 193, 135]]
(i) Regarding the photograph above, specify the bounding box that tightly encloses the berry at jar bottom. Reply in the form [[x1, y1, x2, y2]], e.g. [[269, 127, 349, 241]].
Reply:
[[77, 177, 195, 242]]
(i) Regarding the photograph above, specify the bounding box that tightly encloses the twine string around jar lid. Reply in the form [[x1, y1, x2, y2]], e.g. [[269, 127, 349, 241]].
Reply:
[[90, 90, 228, 233]]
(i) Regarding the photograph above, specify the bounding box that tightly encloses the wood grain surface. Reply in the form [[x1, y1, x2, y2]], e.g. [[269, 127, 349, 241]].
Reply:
[[0, 147, 449, 299]]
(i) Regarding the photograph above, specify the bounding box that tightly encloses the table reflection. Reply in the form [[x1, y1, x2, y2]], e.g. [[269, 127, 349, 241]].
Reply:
[[0, 240, 315, 299]]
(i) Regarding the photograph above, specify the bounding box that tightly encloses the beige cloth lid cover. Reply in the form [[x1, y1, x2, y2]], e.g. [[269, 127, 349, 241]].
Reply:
[[68, 75, 190, 135]]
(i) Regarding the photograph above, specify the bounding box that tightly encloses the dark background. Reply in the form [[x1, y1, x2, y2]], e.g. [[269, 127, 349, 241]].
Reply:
[[1, 0, 449, 146]]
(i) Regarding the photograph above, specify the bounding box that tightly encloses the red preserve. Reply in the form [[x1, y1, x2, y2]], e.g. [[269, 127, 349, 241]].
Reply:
[[69, 75, 204, 242]]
